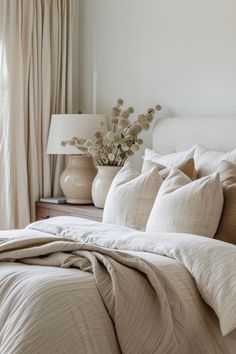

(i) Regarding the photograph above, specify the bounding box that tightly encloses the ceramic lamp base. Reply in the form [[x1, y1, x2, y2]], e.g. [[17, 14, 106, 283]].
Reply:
[[60, 155, 96, 205]]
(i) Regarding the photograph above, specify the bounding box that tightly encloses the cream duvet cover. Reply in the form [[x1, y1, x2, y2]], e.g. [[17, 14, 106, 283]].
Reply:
[[0, 216, 236, 354]]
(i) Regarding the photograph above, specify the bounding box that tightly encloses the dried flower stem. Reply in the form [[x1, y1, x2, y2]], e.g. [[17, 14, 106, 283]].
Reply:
[[61, 99, 161, 166]]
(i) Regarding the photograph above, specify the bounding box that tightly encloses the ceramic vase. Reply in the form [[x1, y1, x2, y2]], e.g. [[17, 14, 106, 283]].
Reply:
[[92, 166, 121, 208]]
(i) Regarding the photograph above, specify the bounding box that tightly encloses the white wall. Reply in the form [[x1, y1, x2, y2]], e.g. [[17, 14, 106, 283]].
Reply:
[[78, 0, 236, 167]]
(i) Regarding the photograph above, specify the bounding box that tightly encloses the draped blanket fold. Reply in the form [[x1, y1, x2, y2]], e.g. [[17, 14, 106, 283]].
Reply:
[[0, 235, 183, 353], [0, 216, 236, 353]]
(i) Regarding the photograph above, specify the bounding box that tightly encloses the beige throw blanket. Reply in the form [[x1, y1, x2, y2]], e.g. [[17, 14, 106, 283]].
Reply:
[[0, 234, 187, 354]]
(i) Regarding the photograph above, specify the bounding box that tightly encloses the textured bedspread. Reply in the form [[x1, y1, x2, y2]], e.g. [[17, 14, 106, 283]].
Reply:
[[0, 217, 236, 354]]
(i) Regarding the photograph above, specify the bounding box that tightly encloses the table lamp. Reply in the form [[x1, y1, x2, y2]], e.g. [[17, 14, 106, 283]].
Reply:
[[47, 114, 106, 204]]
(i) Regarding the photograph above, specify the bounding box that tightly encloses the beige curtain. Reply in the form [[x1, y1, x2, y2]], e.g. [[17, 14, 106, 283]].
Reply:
[[0, 0, 74, 229]]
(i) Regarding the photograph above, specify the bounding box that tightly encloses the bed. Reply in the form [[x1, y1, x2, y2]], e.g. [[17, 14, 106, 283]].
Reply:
[[1, 116, 236, 354]]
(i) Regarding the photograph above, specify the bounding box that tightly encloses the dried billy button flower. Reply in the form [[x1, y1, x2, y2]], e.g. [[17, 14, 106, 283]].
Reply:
[[61, 99, 161, 166]]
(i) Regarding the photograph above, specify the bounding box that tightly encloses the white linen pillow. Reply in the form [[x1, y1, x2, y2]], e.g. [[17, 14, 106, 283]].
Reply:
[[194, 145, 236, 177], [146, 168, 223, 237], [143, 145, 196, 170], [103, 162, 163, 231]]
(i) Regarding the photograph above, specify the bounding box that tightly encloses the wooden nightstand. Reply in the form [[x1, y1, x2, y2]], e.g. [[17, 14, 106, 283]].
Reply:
[[36, 202, 103, 222]]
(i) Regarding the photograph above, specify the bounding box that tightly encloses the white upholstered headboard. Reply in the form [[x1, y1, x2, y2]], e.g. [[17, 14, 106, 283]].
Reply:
[[152, 116, 236, 153]]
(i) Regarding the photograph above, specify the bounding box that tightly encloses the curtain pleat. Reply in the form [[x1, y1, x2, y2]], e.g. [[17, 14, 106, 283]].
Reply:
[[0, 0, 74, 229]]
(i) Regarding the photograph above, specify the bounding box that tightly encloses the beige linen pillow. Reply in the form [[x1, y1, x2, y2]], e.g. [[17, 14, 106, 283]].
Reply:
[[194, 145, 236, 177], [103, 162, 163, 231], [143, 145, 196, 170], [142, 157, 197, 180], [215, 160, 236, 244], [146, 168, 223, 237]]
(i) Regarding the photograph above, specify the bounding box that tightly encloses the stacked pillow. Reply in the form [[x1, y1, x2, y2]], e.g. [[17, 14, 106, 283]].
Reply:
[[194, 146, 236, 244], [146, 169, 223, 237], [142, 146, 196, 171], [215, 160, 236, 244], [141, 157, 197, 180], [103, 148, 198, 231], [103, 145, 236, 244], [194, 145, 236, 177], [103, 162, 163, 231]]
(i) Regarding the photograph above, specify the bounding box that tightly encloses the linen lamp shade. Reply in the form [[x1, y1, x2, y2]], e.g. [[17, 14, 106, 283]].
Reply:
[[47, 114, 106, 154], [46, 114, 107, 204]]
